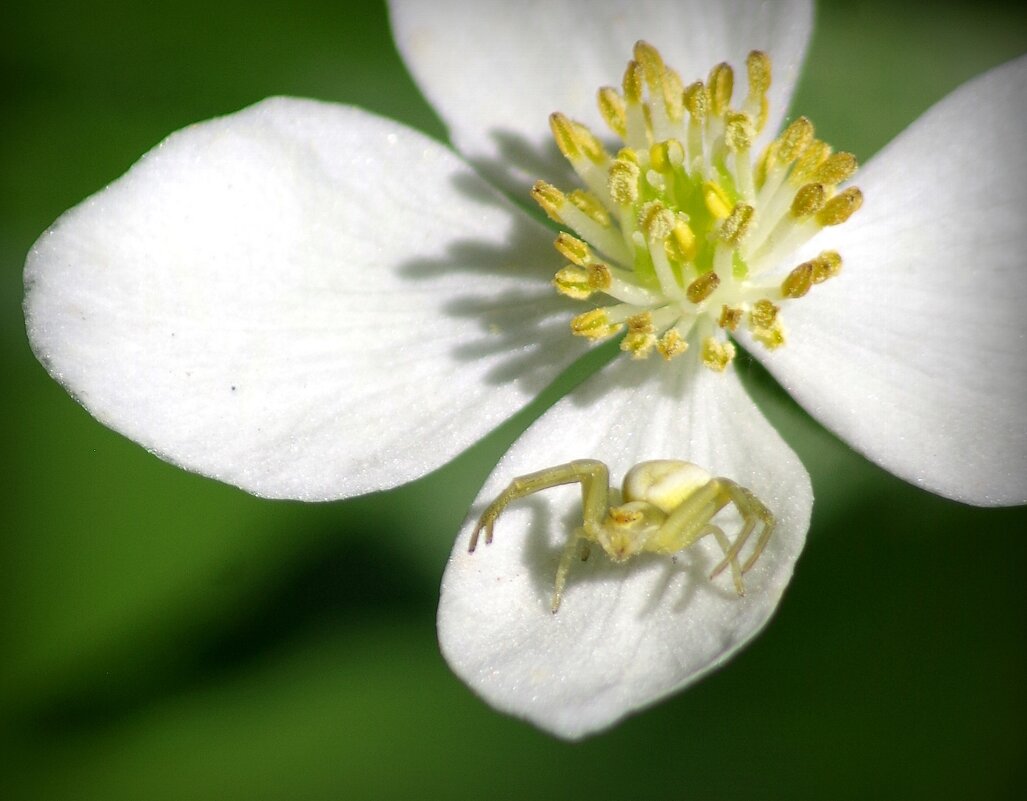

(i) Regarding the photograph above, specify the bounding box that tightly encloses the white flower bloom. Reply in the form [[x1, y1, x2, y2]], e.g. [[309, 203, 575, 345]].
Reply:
[[22, 0, 1027, 739]]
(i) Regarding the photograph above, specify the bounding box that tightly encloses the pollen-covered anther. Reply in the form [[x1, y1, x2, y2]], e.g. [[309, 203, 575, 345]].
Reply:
[[745, 50, 771, 130], [683, 81, 708, 122], [749, 299, 786, 350], [549, 113, 605, 164], [553, 266, 593, 299], [749, 299, 779, 330], [554, 232, 590, 266], [701, 337, 736, 372], [720, 203, 754, 244], [790, 183, 826, 218], [608, 157, 641, 204], [620, 312, 657, 358], [657, 329, 688, 360], [719, 305, 742, 331], [725, 112, 754, 152], [781, 261, 814, 298], [687, 271, 720, 304], [811, 250, 842, 283], [707, 62, 734, 116], [813, 152, 859, 186], [633, 40, 665, 88], [571, 309, 622, 340], [650, 140, 683, 173], [598, 86, 627, 138], [776, 116, 814, 165], [587, 263, 613, 291], [816, 187, 863, 226], [531, 180, 565, 222], [640, 202, 675, 241]]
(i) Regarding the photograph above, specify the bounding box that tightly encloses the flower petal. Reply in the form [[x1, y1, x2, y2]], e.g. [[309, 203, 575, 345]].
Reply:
[[754, 56, 1027, 506], [389, 0, 813, 196], [24, 98, 583, 500], [437, 356, 811, 739]]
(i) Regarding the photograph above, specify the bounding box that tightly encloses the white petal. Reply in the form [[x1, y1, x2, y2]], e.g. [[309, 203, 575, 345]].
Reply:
[[755, 56, 1027, 506], [24, 98, 583, 500], [389, 0, 813, 196], [438, 356, 811, 739]]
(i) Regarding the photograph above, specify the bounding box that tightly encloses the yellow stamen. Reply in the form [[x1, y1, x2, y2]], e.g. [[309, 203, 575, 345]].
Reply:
[[704, 181, 732, 219], [816, 187, 863, 226], [571, 309, 621, 340], [719, 305, 742, 331], [707, 62, 734, 116], [687, 271, 720, 303], [598, 87, 627, 138], [657, 329, 688, 360], [701, 337, 736, 371], [553, 266, 592, 299], [811, 250, 843, 283], [720, 203, 755, 244], [790, 183, 826, 218], [554, 232, 590, 266], [531, 180, 565, 222], [781, 262, 814, 298]]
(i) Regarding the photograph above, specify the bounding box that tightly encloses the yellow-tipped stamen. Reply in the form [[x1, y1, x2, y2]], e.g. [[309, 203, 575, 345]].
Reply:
[[816, 187, 864, 226], [687, 271, 720, 304], [657, 328, 689, 360], [571, 309, 622, 340], [811, 250, 843, 283], [702, 337, 736, 371], [781, 262, 814, 298], [598, 87, 627, 138], [554, 232, 590, 266], [719, 305, 743, 331], [554, 266, 593, 299]]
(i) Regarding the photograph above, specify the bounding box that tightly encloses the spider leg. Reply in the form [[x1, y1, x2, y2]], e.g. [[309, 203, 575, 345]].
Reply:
[[709, 481, 775, 578], [468, 460, 610, 551], [552, 530, 588, 613], [703, 524, 745, 595]]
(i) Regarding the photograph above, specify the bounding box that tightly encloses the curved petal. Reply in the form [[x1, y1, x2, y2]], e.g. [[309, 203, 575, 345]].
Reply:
[[389, 0, 814, 197], [24, 98, 584, 500], [438, 356, 811, 739], [754, 56, 1027, 506]]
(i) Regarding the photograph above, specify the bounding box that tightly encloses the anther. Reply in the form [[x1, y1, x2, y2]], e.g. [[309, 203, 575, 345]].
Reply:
[[683, 81, 708, 122], [813, 152, 858, 186], [531, 180, 565, 222], [598, 87, 627, 138], [621, 311, 657, 359], [725, 112, 754, 152], [550, 113, 581, 161], [633, 41, 665, 87], [554, 232, 590, 266], [667, 220, 697, 262], [746, 50, 771, 97], [704, 181, 732, 219], [816, 187, 863, 226], [701, 337, 736, 371], [553, 266, 593, 299], [622, 60, 643, 104], [608, 158, 641, 204], [749, 299, 779, 330], [657, 329, 688, 360], [640, 201, 675, 241], [571, 309, 621, 339], [587, 263, 613, 291], [811, 250, 842, 283], [781, 262, 814, 298], [661, 66, 684, 121], [790, 183, 826, 218], [707, 62, 734, 116], [720, 203, 755, 244], [719, 305, 742, 331], [777, 117, 814, 164], [687, 271, 720, 303]]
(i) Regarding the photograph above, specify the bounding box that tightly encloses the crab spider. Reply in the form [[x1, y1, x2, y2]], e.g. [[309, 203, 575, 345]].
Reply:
[[469, 459, 775, 613]]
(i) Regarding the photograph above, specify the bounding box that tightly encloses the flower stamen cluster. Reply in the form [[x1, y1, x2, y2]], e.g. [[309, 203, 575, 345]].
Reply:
[[533, 42, 863, 370]]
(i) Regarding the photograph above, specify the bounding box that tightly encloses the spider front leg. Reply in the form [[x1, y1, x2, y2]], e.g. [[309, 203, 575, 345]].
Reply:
[[468, 460, 611, 552]]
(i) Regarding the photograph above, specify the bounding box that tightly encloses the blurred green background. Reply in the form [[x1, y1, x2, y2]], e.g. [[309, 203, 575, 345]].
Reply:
[[2, 1, 1025, 798]]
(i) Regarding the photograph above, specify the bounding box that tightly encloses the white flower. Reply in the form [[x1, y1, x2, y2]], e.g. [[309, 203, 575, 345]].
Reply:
[[22, 0, 1027, 739]]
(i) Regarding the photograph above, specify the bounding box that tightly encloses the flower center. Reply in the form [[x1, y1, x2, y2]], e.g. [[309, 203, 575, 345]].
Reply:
[[533, 42, 862, 371]]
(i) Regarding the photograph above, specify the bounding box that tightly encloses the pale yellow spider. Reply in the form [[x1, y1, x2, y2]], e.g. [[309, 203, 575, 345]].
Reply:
[[469, 459, 775, 612]]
